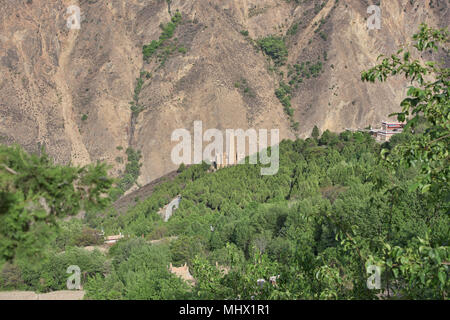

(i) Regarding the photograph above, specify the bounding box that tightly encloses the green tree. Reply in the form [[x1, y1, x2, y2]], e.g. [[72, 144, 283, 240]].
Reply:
[[311, 125, 320, 140], [362, 23, 449, 197], [0, 144, 113, 261], [358, 23, 449, 298], [257, 36, 288, 66]]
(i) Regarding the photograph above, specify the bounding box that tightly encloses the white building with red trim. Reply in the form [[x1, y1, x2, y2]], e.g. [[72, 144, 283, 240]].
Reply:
[[369, 121, 405, 142]]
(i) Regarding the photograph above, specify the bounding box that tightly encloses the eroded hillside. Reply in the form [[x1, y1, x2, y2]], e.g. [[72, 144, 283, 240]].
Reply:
[[0, 0, 448, 187]]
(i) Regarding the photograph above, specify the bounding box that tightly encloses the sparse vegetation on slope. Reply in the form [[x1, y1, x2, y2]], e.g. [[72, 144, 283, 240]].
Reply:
[[142, 11, 183, 63]]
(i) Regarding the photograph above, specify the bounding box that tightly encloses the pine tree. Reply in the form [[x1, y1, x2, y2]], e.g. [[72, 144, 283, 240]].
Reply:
[[311, 125, 320, 140]]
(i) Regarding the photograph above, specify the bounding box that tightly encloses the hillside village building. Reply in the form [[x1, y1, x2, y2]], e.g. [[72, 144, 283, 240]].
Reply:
[[369, 121, 405, 142], [348, 121, 405, 142]]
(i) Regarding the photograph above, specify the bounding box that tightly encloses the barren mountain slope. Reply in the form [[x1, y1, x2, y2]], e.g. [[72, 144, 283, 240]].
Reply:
[[0, 0, 448, 186]]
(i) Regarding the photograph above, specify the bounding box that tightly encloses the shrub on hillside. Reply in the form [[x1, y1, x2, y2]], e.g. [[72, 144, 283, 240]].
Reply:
[[257, 36, 288, 66]]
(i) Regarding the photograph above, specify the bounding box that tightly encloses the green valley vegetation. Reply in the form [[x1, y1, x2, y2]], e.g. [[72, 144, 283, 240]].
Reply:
[[1, 125, 448, 298], [0, 24, 448, 300]]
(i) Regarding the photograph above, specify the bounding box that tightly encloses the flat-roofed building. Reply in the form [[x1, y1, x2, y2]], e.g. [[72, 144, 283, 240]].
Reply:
[[368, 121, 405, 142]]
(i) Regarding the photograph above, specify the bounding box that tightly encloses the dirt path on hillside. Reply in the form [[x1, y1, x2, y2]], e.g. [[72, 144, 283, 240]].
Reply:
[[55, 5, 91, 166], [0, 290, 85, 300]]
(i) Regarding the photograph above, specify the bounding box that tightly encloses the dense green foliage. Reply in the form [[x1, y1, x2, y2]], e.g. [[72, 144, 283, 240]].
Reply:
[[85, 239, 190, 300], [1, 127, 447, 299], [80, 125, 446, 299], [0, 246, 107, 293], [0, 144, 113, 262], [362, 23, 449, 199], [0, 24, 447, 300]]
